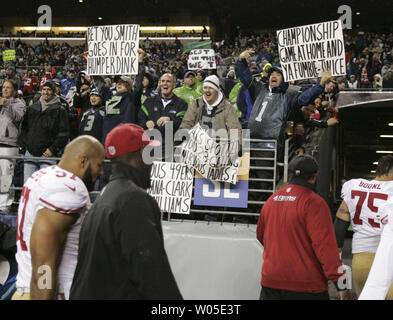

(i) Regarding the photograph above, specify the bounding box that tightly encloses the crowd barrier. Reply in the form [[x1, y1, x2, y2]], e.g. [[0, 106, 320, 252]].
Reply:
[[0, 137, 298, 225]]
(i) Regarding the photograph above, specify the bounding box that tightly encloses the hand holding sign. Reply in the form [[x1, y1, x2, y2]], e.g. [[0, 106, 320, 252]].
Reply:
[[239, 49, 255, 61], [157, 117, 171, 127], [320, 69, 334, 86], [146, 120, 155, 130], [138, 48, 145, 63]]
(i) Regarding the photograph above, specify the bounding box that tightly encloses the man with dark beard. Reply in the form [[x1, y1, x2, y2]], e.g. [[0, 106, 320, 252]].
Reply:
[[70, 124, 182, 300], [13, 136, 105, 300]]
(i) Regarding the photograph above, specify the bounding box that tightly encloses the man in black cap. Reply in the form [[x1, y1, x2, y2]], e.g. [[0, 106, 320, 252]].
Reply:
[[18, 80, 69, 182], [237, 49, 335, 209], [173, 70, 203, 105], [102, 49, 146, 144], [70, 123, 182, 300], [6, 66, 21, 88], [256, 154, 350, 300], [236, 49, 333, 162]]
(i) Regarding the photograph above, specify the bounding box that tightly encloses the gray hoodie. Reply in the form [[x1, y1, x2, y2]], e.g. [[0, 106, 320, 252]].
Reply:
[[0, 97, 26, 147], [39, 95, 61, 112]]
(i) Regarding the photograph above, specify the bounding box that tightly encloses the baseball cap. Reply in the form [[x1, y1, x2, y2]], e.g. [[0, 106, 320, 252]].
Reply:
[[42, 80, 56, 92], [105, 123, 160, 159], [268, 66, 284, 77], [288, 154, 319, 177], [118, 75, 132, 86], [184, 70, 196, 78], [89, 89, 102, 98]]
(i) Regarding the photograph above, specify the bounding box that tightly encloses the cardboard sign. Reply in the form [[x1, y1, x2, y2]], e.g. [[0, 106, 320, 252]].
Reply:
[[147, 162, 194, 215], [87, 24, 140, 75], [2, 50, 16, 62], [188, 49, 216, 70], [277, 20, 346, 82], [177, 124, 240, 184]]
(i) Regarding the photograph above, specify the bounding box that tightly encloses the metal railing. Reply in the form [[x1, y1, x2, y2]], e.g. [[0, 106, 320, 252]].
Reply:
[[0, 138, 283, 224], [283, 136, 296, 184]]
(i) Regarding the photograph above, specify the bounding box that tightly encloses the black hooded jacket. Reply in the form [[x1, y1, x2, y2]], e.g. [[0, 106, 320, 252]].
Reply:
[[70, 162, 182, 300]]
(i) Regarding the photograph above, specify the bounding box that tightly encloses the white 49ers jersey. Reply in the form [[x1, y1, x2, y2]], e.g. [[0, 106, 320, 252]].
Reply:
[[342, 179, 393, 254], [359, 197, 393, 300], [15, 165, 91, 299]]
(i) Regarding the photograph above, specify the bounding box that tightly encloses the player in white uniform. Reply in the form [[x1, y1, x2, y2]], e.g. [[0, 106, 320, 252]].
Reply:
[[13, 136, 105, 300], [359, 197, 393, 299], [334, 155, 393, 299]]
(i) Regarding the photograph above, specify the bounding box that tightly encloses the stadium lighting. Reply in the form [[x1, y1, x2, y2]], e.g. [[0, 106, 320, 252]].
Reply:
[[380, 135, 393, 138], [168, 26, 210, 31], [60, 27, 87, 31], [389, 123, 393, 126], [22, 27, 51, 31], [140, 27, 166, 31], [376, 151, 393, 154]]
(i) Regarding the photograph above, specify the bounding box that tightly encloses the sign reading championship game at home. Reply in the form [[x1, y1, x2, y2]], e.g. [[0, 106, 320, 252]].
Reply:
[[277, 20, 346, 82], [188, 49, 216, 70], [87, 24, 140, 76], [147, 162, 194, 215]]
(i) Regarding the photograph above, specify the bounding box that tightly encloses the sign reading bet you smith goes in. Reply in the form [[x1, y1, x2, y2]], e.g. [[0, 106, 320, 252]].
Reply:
[[87, 24, 140, 76]]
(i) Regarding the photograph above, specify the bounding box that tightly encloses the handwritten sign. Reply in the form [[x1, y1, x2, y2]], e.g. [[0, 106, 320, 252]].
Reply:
[[277, 20, 346, 81], [188, 49, 216, 70], [87, 24, 140, 76], [177, 124, 240, 184], [148, 162, 194, 215], [194, 153, 250, 208]]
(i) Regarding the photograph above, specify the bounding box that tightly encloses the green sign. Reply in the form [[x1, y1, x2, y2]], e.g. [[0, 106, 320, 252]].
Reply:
[[2, 49, 16, 62], [183, 40, 212, 53]]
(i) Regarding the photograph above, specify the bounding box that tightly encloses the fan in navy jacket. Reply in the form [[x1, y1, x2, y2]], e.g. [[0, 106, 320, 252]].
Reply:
[[79, 89, 105, 143]]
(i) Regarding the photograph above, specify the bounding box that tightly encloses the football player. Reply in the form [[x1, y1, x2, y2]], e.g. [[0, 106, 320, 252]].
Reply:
[[334, 155, 393, 299], [13, 136, 105, 300]]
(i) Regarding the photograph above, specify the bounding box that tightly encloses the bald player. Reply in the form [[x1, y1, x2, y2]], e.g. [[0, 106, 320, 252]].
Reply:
[[13, 135, 105, 300]]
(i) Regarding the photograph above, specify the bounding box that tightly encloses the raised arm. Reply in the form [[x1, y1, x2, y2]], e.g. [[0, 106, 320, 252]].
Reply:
[[297, 69, 333, 107], [236, 50, 254, 89]]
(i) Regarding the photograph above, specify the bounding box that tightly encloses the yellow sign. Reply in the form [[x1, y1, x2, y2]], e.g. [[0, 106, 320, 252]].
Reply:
[[3, 50, 16, 62]]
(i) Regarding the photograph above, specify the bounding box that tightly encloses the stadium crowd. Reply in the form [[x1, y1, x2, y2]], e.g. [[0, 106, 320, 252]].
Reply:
[[0, 28, 392, 300], [0, 29, 390, 208]]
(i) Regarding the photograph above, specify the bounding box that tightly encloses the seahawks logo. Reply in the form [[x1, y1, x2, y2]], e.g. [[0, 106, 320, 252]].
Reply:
[[105, 96, 122, 115]]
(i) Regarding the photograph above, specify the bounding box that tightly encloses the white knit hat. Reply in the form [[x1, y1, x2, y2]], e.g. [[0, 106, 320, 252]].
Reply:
[[203, 75, 221, 92]]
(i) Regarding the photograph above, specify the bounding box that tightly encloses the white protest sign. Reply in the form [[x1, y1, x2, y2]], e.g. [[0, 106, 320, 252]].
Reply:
[[177, 124, 240, 184], [147, 162, 194, 215], [87, 24, 140, 76], [188, 49, 216, 70], [277, 20, 346, 82]]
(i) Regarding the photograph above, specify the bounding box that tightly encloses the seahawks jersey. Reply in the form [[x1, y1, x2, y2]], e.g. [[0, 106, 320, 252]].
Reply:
[[79, 106, 105, 142]]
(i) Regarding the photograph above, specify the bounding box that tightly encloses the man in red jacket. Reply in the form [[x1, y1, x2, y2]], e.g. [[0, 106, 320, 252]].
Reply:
[[257, 154, 350, 300]]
